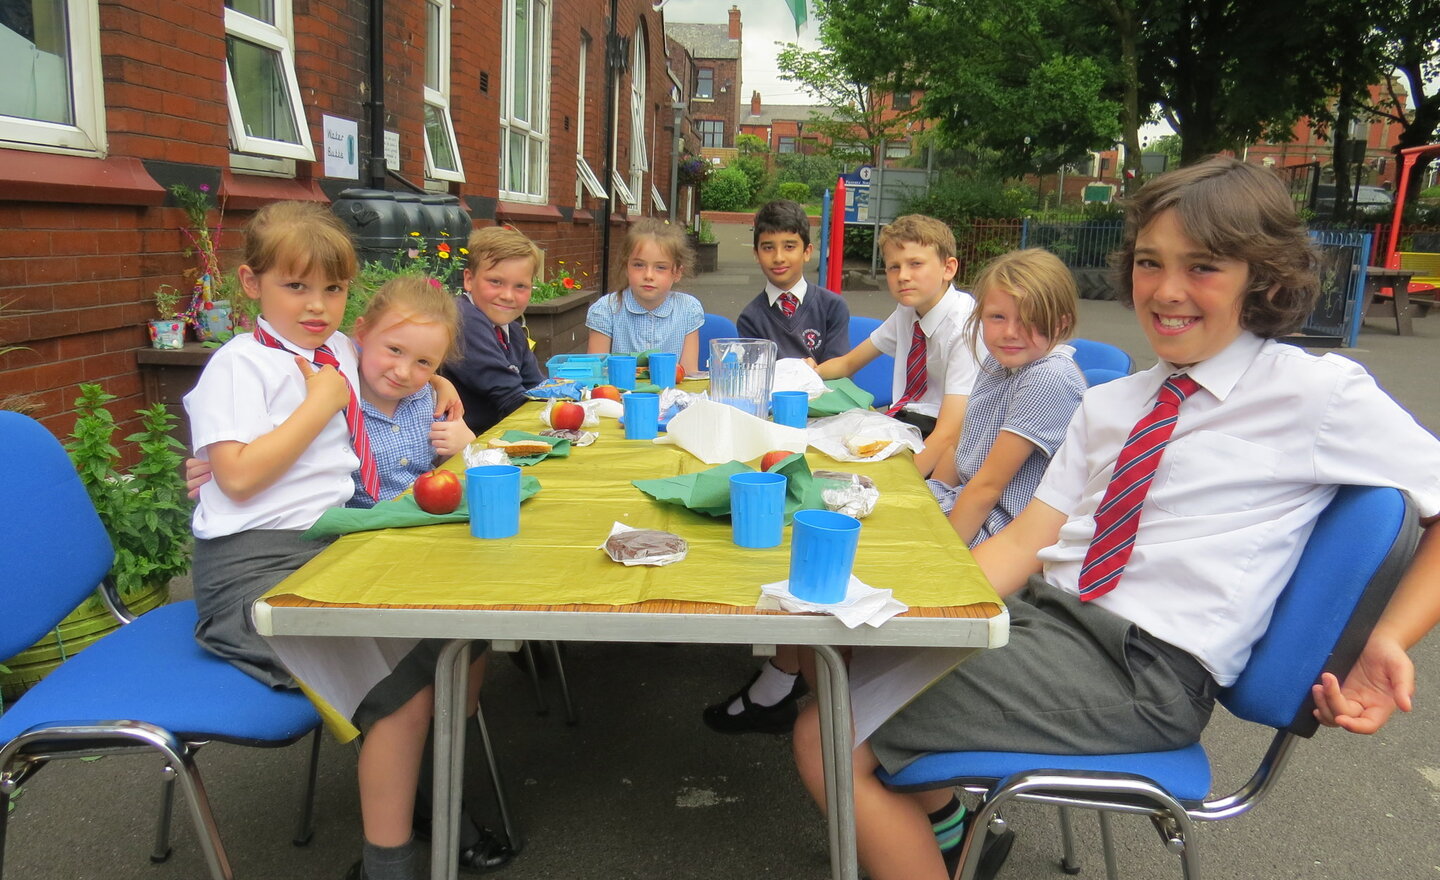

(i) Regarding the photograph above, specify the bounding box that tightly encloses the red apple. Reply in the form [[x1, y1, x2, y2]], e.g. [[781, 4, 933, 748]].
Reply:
[[592, 384, 623, 402], [676, 364, 687, 384], [551, 401, 585, 430], [413, 469, 462, 515], [760, 450, 793, 471]]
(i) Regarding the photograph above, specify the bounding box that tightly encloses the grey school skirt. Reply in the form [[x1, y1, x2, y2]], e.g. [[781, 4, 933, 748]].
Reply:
[[869, 577, 1219, 775], [193, 529, 487, 731]]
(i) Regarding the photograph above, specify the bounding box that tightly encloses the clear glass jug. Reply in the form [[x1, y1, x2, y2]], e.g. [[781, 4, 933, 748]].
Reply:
[[709, 338, 778, 419]]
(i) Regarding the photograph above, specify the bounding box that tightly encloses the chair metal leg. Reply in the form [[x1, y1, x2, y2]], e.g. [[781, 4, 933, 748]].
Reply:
[[545, 641, 577, 725], [473, 700, 521, 853], [520, 642, 549, 716], [151, 765, 177, 862], [1057, 806, 1082, 874], [0, 785, 10, 880], [1098, 811, 1119, 880], [293, 727, 322, 846]]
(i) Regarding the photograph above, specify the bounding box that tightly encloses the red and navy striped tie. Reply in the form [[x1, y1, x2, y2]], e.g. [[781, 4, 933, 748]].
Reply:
[[777, 291, 799, 317], [1078, 374, 1200, 601], [251, 323, 380, 500], [886, 320, 927, 415]]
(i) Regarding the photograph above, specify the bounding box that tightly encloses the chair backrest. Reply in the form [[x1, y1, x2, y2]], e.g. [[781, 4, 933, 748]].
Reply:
[[1082, 367, 1128, 387], [1069, 338, 1132, 375], [1223, 485, 1418, 736], [698, 313, 738, 370], [848, 315, 894, 408], [0, 412, 115, 661]]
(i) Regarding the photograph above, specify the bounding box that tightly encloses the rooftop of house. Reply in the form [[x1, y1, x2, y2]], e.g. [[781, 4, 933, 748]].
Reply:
[[742, 103, 828, 126], [664, 22, 739, 60]]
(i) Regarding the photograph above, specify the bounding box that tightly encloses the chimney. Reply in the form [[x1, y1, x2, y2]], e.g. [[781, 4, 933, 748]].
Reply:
[[728, 5, 741, 40], [751, 91, 761, 116]]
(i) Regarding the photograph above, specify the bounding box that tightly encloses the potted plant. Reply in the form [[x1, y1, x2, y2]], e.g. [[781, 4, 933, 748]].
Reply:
[[171, 183, 233, 343], [524, 261, 601, 362], [0, 385, 192, 701], [694, 219, 720, 274], [148, 283, 186, 350]]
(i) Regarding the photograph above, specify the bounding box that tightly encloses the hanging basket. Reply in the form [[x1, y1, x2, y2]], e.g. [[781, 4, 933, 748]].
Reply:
[[0, 580, 170, 703]]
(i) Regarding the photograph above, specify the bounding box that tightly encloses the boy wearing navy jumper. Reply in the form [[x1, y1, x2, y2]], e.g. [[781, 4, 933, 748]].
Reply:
[[737, 199, 850, 361], [791, 158, 1440, 880], [444, 226, 546, 434]]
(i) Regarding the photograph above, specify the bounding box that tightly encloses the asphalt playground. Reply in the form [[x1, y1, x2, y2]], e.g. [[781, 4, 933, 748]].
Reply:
[[5, 218, 1440, 880]]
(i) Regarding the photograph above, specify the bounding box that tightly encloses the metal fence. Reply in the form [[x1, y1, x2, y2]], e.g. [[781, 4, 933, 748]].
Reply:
[[954, 219, 1024, 283]]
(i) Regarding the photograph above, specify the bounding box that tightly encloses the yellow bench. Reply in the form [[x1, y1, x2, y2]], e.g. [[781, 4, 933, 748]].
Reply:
[[1392, 252, 1440, 316]]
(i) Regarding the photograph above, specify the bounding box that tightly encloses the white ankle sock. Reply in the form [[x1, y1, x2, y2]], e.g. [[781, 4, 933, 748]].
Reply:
[[727, 660, 798, 715]]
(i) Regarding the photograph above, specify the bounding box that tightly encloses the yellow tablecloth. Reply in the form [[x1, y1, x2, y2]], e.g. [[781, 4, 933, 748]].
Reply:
[[266, 399, 994, 610]]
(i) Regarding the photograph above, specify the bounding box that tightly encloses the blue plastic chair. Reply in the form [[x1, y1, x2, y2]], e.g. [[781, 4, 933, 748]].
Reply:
[[879, 485, 1418, 880], [848, 315, 894, 408], [0, 411, 323, 880], [1083, 366, 1128, 387], [698, 313, 738, 371], [1069, 338, 1133, 376]]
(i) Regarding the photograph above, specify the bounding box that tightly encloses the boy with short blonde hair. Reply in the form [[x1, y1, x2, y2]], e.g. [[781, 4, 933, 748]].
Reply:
[[443, 226, 546, 433], [816, 213, 985, 478]]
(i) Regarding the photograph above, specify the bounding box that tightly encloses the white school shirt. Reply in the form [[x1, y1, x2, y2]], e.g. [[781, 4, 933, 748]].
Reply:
[[1032, 331, 1440, 685], [185, 318, 360, 539], [869, 286, 985, 417], [763, 275, 809, 306]]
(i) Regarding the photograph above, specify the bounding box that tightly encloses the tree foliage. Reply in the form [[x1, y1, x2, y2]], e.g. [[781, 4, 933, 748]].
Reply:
[[775, 43, 917, 165]]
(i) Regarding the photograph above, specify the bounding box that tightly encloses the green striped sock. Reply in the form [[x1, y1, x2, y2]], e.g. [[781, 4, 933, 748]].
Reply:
[[928, 796, 968, 853]]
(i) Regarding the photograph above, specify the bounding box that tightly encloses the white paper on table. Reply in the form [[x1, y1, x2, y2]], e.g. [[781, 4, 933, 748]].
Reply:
[[538, 400, 607, 427], [773, 358, 829, 399], [848, 645, 976, 744], [653, 398, 807, 463], [756, 575, 907, 628], [808, 410, 925, 462]]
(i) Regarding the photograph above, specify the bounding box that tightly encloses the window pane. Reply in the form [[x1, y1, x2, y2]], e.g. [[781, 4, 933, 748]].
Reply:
[[696, 69, 713, 100], [511, 0, 529, 122], [425, 2, 440, 90], [507, 129, 526, 192], [225, 0, 274, 25], [425, 103, 457, 171], [227, 34, 300, 144], [0, 0, 74, 124], [528, 135, 544, 196], [528, 0, 546, 127]]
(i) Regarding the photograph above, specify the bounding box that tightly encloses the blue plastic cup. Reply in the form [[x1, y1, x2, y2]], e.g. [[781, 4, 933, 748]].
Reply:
[[466, 465, 521, 539], [623, 392, 660, 440], [730, 472, 787, 548], [770, 390, 810, 428], [788, 509, 862, 603], [608, 355, 638, 390], [649, 351, 678, 388]]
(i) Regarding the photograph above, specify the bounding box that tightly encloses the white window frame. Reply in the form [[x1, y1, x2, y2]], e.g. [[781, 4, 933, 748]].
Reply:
[[649, 183, 667, 214], [575, 32, 591, 206], [500, 0, 550, 204], [0, 0, 107, 156], [695, 67, 713, 100], [423, 0, 464, 182], [611, 170, 637, 210], [224, 0, 315, 161], [628, 23, 648, 215], [576, 156, 606, 199]]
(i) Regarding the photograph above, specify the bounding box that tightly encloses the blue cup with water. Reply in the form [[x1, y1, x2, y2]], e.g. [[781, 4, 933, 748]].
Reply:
[[609, 355, 638, 390], [649, 351, 679, 388], [730, 472, 787, 548], [788, 509, 862, 603], [770, 390, 810, 428], [623, 392, 660, 440], [466, 465, 521, 539]]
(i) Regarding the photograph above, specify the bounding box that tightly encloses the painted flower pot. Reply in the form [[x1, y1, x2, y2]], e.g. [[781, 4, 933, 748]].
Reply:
[[149, 319, 185, 350], [196, 299, 233, 342]]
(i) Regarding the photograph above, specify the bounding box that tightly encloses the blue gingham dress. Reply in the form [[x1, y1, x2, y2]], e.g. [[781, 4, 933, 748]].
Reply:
[[585, 289, 705, 356], [348, 384, 440, 508]]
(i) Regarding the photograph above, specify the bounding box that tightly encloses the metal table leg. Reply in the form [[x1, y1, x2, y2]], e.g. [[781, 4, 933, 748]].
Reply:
[[431, 639, 471, 880], [813, 645, 857, 880]]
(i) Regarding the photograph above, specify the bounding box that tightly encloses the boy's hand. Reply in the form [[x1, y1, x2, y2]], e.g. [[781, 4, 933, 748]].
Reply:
[[1311, 633, 1414, 734], [431, 374, 464, 421], [296, 355, 350, 413], [185, 457, 214, 499], [430, 416, 477, 460]]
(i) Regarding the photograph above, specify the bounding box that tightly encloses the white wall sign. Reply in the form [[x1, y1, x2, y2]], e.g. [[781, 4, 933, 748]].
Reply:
[[385, 130, 401, 173], [322, 115, 359, 179]]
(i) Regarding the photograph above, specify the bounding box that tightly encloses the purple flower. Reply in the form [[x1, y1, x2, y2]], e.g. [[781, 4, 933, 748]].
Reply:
[[199, 184, 210, 193]]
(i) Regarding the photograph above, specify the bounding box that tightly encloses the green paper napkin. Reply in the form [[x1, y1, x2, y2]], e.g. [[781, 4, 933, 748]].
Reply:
[[500, 430, 571, 465], [632, 454, 825, 522], [808, 377, 875, 415], [302, 475, 542, 539], [628, 383, 664, 394]]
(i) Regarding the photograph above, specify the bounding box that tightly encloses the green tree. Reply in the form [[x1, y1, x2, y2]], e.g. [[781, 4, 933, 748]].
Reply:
[[775, 43, 916, 166]]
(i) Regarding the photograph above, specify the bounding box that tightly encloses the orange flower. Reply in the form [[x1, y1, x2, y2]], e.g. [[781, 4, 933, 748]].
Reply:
[[437, 242, 451, 254], [563, 276, 579, 290]]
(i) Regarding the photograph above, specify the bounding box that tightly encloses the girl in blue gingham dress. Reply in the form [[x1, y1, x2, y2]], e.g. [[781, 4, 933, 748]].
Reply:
[[586, 218, 705, 376], [927, 249, 1088, 545]]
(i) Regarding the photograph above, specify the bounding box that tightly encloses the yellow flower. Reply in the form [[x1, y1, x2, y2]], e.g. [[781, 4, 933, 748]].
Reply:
[[409, 231, 421, 237]]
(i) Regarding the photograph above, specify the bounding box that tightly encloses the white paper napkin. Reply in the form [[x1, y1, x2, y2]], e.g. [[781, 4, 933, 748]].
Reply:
[[757, 576, 908, 628], [773, 358, 829, 399], [654, 398, 807, 463]]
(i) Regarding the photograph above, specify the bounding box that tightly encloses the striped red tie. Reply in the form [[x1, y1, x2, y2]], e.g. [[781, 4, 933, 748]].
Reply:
[[495, 326, 510, 351], [777, 291, 799, 317], [251, 323, 380, 500], [886, 320, 927, 416], [1078, 374, 1200, 601]]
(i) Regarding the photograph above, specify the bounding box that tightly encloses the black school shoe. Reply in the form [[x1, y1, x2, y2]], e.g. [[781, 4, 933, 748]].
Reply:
[[942, 826, 1016, 880], [411, 816, 515, 873], [701, 669, 809, 734]]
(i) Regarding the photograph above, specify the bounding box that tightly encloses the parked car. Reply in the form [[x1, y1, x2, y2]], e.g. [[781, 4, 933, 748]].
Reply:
[[1314, 184, 1394, 213]]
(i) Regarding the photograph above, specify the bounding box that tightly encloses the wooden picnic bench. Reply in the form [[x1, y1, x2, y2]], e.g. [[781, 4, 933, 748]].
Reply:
[[1393, 251, 1440, 316]]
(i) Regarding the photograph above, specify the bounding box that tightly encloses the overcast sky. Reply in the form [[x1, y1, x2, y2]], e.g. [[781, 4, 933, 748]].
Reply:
[[662, 0, 821, 105]]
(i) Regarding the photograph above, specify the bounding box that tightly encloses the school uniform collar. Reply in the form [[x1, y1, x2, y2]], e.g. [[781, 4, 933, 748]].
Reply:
[[764, 276, 809, 307], [254, 316, 322, 359], [916, 286, 965, 336], [621, 288, 675, 317], [1147, 330, 1263, 403]]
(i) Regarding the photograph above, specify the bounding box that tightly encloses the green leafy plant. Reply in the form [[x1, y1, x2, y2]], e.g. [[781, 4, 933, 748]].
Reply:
[[700, 166, 752, 212], [697, 219, 718, 244], [170, 183, 227, 329], [65, 385, 193, 601], [152, 283, 183, 320], [530, 261, 588, 304], [776, 181, 812, 204], [402, 231, 467, 292]]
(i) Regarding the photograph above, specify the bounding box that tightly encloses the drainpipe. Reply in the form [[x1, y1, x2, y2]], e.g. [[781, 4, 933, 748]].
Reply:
[[669, 100, 684, 223], [367, 0, 386, 189], [601, 0, 620, 296]]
